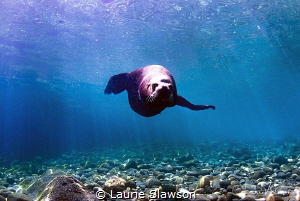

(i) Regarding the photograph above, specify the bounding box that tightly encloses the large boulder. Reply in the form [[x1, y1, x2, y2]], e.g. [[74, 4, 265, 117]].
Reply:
[[38, 175, 96, 201], [21, 169, 66, 199], [20, 169, 96, 201]]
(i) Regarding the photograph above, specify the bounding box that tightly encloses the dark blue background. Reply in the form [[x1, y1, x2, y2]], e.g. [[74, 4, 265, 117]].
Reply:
[[0, 0, 300, 161]]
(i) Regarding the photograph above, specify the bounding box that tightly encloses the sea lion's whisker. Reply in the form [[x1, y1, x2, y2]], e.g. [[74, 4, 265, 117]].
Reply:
[[146, 93, 155, 103]]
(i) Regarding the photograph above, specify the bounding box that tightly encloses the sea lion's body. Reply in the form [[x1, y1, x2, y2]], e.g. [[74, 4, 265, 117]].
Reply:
[[104, 65, 215, 117]]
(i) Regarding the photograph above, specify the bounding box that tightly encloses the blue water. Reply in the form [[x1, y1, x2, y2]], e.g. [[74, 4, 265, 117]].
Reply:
[[1, 0, 300, 162]]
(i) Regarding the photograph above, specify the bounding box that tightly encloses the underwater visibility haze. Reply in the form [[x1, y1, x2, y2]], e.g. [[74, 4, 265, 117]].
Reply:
[[0, 0, 300, 163]]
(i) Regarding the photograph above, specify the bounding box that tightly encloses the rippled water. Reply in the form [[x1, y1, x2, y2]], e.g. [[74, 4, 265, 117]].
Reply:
[[0, 0, 300, 161]]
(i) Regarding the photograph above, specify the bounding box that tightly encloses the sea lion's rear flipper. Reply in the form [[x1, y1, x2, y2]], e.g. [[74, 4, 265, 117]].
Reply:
[[104, 73, 128, 94], [176, 95, 216, 110]]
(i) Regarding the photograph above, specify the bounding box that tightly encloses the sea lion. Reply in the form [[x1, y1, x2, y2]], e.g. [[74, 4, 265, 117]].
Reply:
[[104, 65, 215, 117]]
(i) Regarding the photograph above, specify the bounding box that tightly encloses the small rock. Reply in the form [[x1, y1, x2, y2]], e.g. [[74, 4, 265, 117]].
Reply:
[[182, 160, 197, 168], [187, 170, 201, 177], [84, 161, 96, 168], [276, 186, 294, 196], [184, 175, 197, 182], [242, 184, 256, 191], [211, 179, 221, 190], [273, 155, 288, 165], [157, 174, 164, 180], [257, 181, 270, 189], [0, 181, 9, 188], [280, 164, 292, 171], [227, 192, 241, 200], [7, 193, 32, 201], [231, 181, 240, 186], [219, 179, 231, 189], [125, 160, 137, 169], [241, 197, 256, 201], [292, 168, 300, 175], [269, 163, 281, 169], [145, 178, 161, 188], [211, 171, 221, 176], [99, 163, 110, 169], [194, 188, 206, 194], [266, 193, 284, 201], [104, 176, 126, 193], [97, 168, 109, 174], [207, 193, 219, 201], [173, 176, 184, 184], [178, 154, 194, 163], [195, 194, 211, 200], [136, 182, 146, 189], [276, 172, 287, 179], [228, 174, 240, 180], [217, 195, 227, 201], [161, 184, 176, 192], [252, 170, 267, 179], [263, 167, 274, 174], [6, 178, 15, 185], [161, 165, 174, 173], [137, 164, 152, 169], [197, 176, 210, 188], [189, 183, 197, 191], [200, 168, 213, 175]]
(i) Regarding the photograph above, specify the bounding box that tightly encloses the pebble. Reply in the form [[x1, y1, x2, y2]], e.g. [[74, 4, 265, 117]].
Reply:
[[252, 170, 267, 179], [207, 193, 219, 201], [263, 167, 274, 174], [273, 155, 288, 165], [219, 179, 231, 189], [197, 176, 211, 188], [242, 184, 257, 191], [187, 171, 201, 177], [145, 178, 161, 188], [6, 178, 15, 185], [125, 160, 137, 169], [293, 168, 300, 175], [103, 176, 126, 193], [161, 184, 176, 192], [212, 179, 221, 190], [97, 167, 110, 174], [161, 165, 174, 173], [276, 172, 287, 179], [257, 181, 270, 189]]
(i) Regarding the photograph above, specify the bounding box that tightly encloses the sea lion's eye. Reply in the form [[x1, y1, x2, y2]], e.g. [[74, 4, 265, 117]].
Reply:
[[161, 79, 171, 83], [152, 83, 158, 91]]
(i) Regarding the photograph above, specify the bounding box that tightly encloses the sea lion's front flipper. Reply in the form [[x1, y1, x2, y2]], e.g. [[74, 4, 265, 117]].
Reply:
[[176, 95, 215, 110], [104, 73, 128, 94]]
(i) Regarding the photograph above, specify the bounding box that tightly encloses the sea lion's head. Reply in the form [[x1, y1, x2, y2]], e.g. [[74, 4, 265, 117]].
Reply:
[[142, 75, 176, 108]]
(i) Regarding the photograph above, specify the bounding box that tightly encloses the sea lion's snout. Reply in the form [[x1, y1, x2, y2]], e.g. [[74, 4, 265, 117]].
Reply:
[[156, 84, 172, 95]]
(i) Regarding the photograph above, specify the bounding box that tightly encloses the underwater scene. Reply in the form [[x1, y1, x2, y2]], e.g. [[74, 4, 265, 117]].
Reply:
[[1, 0, 300, 200]]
